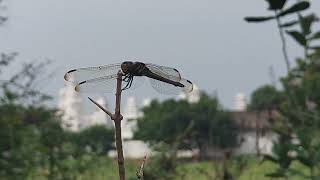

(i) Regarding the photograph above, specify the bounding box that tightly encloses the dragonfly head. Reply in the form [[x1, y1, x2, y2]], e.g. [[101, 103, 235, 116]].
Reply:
[[121, 61, 134, 74]]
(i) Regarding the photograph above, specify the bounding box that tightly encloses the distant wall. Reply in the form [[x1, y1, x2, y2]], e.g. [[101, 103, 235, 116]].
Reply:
[[234, 131, 278, 155]]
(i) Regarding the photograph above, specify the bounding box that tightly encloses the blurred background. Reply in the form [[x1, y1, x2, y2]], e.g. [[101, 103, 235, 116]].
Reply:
[[1, 0, 320, 179]]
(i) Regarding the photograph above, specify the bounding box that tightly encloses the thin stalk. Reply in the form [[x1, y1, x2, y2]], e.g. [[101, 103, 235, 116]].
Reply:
[[113, 71, 125, 180], [89, 70, 125, 180], [136, 155, 147, 179], [275, 11, 291, 72], [295, 0, 309, 60], [114, 120, 125, 180], [275, 11, 302, 121]]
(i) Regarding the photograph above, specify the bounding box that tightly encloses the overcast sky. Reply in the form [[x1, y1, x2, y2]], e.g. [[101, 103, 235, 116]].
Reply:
[[0, 0, 319, 109]]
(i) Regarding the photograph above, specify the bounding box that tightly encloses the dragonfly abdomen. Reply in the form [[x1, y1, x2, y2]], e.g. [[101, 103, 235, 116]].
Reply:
[[144, 70, 184, 87]]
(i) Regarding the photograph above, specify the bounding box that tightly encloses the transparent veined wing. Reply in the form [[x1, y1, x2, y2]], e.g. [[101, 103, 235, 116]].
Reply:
[[74, 75, 145, 93], [149, 78, 193, 95], [64, 63, 121, 84], [128, 76, 145, 90], [75, 75, 118, 93], [145, 64, 181, 82]]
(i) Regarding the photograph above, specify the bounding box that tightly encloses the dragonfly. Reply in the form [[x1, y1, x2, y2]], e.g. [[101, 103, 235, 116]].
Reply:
[[64, 61, 193, 94]]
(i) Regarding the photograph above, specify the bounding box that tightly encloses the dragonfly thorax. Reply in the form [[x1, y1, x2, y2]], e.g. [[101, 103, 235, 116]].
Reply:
[[121, 61, 147, 76]]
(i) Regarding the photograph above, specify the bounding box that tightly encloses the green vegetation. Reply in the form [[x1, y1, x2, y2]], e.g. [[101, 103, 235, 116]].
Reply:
[[245, 0, 320, 179], [3, 156, 313, 180], [135, 93, 238, 152], [0, 54, 114, 179], [1, 0, 320, 179]]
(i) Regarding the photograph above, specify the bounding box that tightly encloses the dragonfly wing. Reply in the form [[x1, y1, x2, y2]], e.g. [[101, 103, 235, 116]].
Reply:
[[64, 63, 121, 84], [145, 64, 181, 82], [75, 74, 118, 93], [149, 78, 193, 95], [129, 76, 145, 90], [74, 74, 145, 93]]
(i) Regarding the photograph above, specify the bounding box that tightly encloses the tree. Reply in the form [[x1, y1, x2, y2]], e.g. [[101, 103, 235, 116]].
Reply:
[[248, 85, 284, 155], [73, 125, 114, 156], [245, 0, 320, 179], [249, 85, 284, 112], [134, 93, 238, 159]]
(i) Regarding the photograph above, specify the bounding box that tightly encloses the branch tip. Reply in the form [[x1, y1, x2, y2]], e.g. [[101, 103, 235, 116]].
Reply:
[[87, 97, 113, 118]]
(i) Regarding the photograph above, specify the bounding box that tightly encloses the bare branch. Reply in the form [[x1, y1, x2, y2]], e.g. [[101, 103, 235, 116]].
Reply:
[[88, 70, 125, 180], [88, 97, 113, 118]]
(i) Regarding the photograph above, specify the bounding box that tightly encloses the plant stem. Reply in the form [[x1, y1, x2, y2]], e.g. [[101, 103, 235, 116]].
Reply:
[[112, 71, 125, 180], [114, 120, 125, 180], [275, 11, 291, 73], [88, 70, 125, 180], [274, 11, 302, 118], [136, 155, 147, 179]]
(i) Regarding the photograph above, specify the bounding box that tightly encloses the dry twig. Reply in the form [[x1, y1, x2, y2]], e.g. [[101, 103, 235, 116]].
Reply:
[[88, 70, 125, 180]]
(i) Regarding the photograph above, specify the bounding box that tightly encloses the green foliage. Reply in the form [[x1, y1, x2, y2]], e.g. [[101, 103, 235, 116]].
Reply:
[[143, 143, 178, 180], [278, 2, 310, 17], [135, 93, 238, 153], [244, 16, 275, 22], [73, 125, 114, 155], [245, 1, 310, 23], [249, 85, 284, 111], [0, 55, 114, 179], [266, 0, 287, 10], [245, 1, 320, 179], [286, 30, 307, 46]]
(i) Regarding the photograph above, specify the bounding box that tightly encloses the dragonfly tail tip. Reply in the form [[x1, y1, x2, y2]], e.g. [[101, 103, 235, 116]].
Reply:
[[75, 84, 80, 92], [64, 73, 70, 81]]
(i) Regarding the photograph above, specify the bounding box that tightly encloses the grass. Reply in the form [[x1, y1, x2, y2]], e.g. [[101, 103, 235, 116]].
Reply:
[[16, 156, 311, 180]]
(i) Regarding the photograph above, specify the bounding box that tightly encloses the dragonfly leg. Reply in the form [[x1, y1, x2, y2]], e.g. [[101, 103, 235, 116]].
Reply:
[[123, 74, 130, 82], [122, 82, 129, 90], [128, 76, 134, 89], [122, 76, 134, 91]]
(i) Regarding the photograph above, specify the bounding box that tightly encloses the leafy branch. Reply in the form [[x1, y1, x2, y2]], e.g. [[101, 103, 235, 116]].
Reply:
[[244, 0, 311, 72]]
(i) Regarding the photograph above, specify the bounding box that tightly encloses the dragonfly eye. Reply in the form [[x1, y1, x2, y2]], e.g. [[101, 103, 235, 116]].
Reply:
[[121, 61, 133, 74]]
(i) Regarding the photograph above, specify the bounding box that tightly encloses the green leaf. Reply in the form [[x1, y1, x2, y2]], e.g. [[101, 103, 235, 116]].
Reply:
[[300, 14, 318, 35], [278, 1, 310, 17], [286, 31, 307, 46], [310, 32, 320, 40], [244, 16, 275, 23], [265, 0, 287, 10], [281, 20, 299, 27]]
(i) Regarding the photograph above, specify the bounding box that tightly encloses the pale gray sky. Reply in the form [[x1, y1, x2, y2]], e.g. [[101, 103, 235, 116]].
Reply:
[[0, 0, 319, 109]]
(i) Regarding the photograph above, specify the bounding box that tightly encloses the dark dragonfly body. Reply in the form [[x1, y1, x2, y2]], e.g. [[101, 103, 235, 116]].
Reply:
[[64, 61, 193, 94], [121, 61, 184, 90]]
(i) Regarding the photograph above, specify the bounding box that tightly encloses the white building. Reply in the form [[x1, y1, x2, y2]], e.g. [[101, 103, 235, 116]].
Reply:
[[122, 96, 151, 158], [231, 92, 276, 155], [81, 97, 111, 129], [58, 84, 110, 131], [58, 84, 84, 131], [122, 96, 139, 139], [232, 111, 278, 155], [234, 92, 247, 111]]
